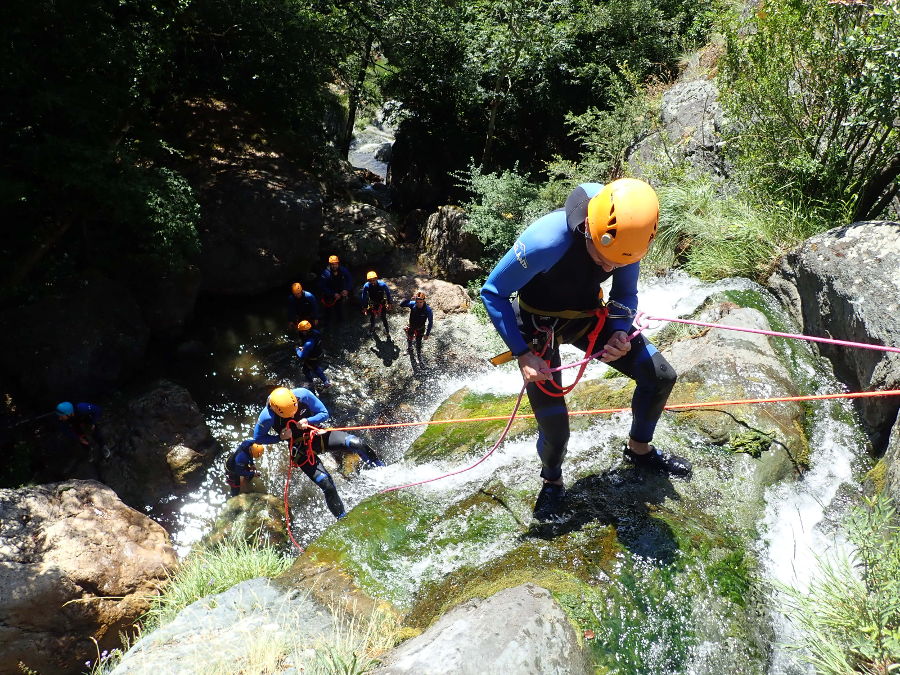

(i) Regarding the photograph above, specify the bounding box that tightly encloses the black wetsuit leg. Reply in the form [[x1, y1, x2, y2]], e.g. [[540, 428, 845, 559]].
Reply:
[[524, 346, 569, 482], [324, 430, 383, 466], [299, 457, 345, 518]]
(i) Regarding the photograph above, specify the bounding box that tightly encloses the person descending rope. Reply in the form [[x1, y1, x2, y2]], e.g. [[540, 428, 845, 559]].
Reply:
[[288, 282, 320, 329], [225, 440, 265, 496], [253, 387, 385, 520], [54, 401, 110, 463], [319, 255, 353, 327], [295, 320, 331, 389], [401, 291, 433, 368], [361, 270, 393, 338], [481, 178, 690, 522]]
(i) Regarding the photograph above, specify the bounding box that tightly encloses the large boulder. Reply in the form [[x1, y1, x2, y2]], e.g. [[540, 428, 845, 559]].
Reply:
[[418, 206, 484, 285], [0, 278, 150, 407], [629, 45, 729, 179], [109, 578, 334, 675], [386, 276, 471, 315], [196, 169, 324, 295], [0, 480, 177, 675], [767, 221, 900, 452], [374, 584, 591, 675], [100, 380, 221, 510], [320, 202, 400, 268]]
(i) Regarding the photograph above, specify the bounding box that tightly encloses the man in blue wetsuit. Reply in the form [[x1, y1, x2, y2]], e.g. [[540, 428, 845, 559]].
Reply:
[[253, 387, 385, 520], [295, 320, 331, 388], [225, 440, 265, 496], [288, 282, 320, 329], [319, 255, 353, 326], [400, 291, 433, 365], [55, 401, 110, 462], [481, 178, 690, 521], [361, 270, 393, 337]]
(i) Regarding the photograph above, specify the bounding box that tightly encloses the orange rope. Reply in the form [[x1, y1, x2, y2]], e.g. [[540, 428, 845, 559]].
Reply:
[[325, 389, 900, 434]]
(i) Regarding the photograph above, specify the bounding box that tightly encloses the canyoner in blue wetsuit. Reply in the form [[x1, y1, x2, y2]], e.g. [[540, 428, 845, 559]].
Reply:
[[288, 282, 320, 329], [225, 440, 265, 496], [253, 387, 385, 520], [319, 255, 353, 326], [481, 179, 691, 522], [361, 271, 393, 337], [401, 291, 433, 366], [295, 321, 331, 388], [54, 401, 110, 463]]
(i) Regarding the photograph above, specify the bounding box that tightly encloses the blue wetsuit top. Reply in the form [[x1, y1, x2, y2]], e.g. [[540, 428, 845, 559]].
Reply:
[[288, 291, 320, 321], [59, 402, 102, 440], [401, 299, 433, 335], [320, 265, 353, 295], [252, 387, 329, 445], [228, 439, 257, 478], [481, 183, 639, 357], [361, 279, 392, 306], [296, 329, 324, 361]]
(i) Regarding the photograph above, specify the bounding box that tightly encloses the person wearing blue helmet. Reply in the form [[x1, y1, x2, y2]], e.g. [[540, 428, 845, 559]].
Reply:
[[55, 401, 110, 462]]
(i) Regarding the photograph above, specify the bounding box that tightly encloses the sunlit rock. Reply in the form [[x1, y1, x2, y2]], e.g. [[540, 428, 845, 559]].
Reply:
[[374, 584, 591, 675], [203, 492, 288, 548], [0, 480, 176, 675], [768, 220, 900, 452]]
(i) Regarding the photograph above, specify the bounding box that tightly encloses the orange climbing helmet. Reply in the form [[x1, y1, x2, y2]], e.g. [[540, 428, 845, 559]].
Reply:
[[366, 271, 378, 281], [328, 255, 340, 264], [296, 320, 312, 332], [586, 178, 659, 265], [291, 282, 303, 297], [268, 387, 298, 419], [414, 291, 426, 300], [250, 443, 265, 459]]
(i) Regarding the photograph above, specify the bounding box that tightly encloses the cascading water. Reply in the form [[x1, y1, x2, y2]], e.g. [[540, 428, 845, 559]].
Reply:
[[162, 270, 869, 673]]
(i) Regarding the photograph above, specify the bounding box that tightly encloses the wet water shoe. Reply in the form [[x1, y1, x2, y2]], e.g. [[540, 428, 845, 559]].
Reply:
[[533, 482, 566, 522], [623, 444, 692, 478]]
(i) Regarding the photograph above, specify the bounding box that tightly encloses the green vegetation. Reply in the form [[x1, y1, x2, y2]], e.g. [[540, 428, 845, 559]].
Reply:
[[141, 538, 293, 632], [721, 0, 900, 224], [778, 493, 900, 674]]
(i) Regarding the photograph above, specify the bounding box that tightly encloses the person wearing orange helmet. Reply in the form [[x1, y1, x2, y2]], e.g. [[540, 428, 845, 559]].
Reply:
[[400, 291, 433, 368], [319, 255, 353, 327], [481, 179, 690, 522], [224, 439, 265, 496], [295, 320, 331, 389], [253, 387, 385, 519], [360, 270, 393, 337], [287, 282, 320, 329]]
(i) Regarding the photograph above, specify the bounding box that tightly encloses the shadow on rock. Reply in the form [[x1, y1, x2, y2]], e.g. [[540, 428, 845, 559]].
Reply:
[[370, 332, 402, 366], [525, 467, 684, 565]]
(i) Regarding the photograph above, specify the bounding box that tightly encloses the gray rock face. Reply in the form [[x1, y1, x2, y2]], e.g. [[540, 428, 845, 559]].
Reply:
[[0, 278, 150, 406], [886, 420, 900, 506], [101, 380, 220, 511], [767, 221, 900, 451], [0, 480, 176, 675], [110, 578, 333, 675], [630, 78, 728, 179], [375, 584, 590, 675], [197, 169, 324, 295], [320, 202, 400, 267], [386, 276, 471, 315], [418, 206, 485, 285]]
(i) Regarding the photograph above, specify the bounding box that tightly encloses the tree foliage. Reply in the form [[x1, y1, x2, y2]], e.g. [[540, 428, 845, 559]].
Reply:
[[720, 0, 900, 222]]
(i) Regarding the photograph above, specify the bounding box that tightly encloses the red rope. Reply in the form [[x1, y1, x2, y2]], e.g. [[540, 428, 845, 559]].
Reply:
[[281, 420, 320, 552], [534, 308, 608, 397], [379, 386, 528, 493]]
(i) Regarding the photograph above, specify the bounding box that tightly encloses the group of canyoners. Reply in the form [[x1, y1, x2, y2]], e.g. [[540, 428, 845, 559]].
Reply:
[[287, 254, 435, 387], [57, 178, 695, 524], [230, 178, 694, 523]]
